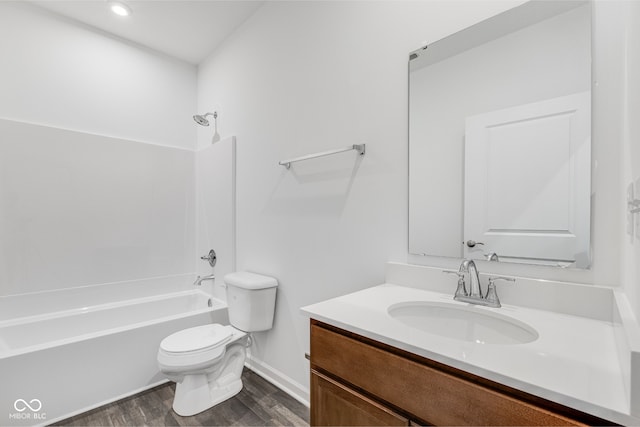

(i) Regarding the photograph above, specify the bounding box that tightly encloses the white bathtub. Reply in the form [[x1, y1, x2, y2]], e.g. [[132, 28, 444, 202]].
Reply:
[[0, 279, 228, 426]]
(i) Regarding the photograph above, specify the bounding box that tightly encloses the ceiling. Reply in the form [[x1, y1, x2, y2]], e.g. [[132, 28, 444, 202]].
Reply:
[[31, 0, 265, 65]]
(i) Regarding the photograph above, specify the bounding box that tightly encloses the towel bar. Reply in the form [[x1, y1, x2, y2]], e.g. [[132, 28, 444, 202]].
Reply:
[[279, 144, 365, 169]]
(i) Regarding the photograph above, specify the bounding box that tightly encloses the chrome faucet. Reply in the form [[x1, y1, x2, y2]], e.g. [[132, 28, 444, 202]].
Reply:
[[194, 249, 217, 286], [444, 259, 515, 308], [193, 274, 215, 286], [459, 259, 482, 298]]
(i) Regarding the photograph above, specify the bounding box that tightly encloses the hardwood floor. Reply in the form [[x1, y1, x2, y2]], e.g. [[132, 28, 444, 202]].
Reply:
[[53, 369, 309, 426]]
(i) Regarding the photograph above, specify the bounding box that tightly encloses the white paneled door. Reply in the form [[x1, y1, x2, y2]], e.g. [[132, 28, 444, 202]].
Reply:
[[463, 92, 591, 266]]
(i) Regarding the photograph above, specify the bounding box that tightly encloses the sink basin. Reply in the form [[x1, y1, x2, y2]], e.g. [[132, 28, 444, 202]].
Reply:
[[388, 302, 538, 345]]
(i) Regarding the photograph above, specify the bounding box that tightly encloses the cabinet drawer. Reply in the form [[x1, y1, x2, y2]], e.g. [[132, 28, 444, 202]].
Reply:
[[311, 370, 409, 426], [311, 322, 585, 426]]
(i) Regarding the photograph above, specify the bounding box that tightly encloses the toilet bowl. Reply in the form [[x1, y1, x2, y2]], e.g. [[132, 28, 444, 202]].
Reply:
[[158, 324, 247, 416], [157, 272, 277, 417]]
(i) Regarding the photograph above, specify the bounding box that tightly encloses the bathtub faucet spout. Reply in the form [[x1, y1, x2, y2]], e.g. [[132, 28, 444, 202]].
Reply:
[[193, 274, 215, 286]]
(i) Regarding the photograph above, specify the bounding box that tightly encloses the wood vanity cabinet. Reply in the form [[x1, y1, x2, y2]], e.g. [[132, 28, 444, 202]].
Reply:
[[309, 320, 615, 426]]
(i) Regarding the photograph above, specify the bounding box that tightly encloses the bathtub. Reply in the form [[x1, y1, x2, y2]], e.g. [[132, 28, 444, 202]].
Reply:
[[0, 277, 228, 426]]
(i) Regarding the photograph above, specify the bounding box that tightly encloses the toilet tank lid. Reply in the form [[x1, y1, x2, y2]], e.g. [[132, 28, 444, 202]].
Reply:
[[224, 272, 278, 290]]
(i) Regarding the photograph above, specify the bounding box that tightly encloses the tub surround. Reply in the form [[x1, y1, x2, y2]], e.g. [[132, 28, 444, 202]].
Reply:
[[301, 263, 640, 425], [0, 273, 200, 323], [0, 118, 197, 298]]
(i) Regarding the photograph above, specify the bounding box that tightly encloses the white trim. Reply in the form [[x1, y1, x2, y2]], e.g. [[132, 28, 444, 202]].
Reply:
[[0, 272, 196, 299], [245, 355, 310, 408], [0, 116, 194, 152]]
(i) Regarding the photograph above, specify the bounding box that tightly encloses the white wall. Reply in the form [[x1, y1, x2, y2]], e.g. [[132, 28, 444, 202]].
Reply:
[[621, 1, 640, 320], [0, 119, 196, 296], [0, 2, 196, 150], [197, 0, 528, 398], [0, 3, 198, 296]]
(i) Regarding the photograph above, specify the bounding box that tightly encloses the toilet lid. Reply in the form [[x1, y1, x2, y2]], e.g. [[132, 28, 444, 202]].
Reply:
[[160, 324, 232, 353]]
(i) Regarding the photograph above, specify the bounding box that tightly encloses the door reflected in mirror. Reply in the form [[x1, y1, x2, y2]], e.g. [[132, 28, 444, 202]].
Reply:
[[408, 0, 592, 268]]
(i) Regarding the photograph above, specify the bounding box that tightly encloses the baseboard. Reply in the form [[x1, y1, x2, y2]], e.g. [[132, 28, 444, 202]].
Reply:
[[245, 355, 310, 407]]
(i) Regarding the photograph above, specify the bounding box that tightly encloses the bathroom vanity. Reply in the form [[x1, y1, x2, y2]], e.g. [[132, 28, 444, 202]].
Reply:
[[301, 264, 640, 426], [310, 320, 607, 426]]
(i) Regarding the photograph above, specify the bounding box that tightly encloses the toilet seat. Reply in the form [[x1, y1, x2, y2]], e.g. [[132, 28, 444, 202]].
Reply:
[[157, 324, 245, 373], [160, 324, 232, 354]]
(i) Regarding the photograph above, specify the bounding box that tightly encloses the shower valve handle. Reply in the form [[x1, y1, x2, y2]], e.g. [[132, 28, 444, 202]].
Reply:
[[200, 249, 217, 267]]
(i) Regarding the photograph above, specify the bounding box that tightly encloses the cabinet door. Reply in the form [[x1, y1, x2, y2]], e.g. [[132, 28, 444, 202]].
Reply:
[[311, 370, 409, 427]]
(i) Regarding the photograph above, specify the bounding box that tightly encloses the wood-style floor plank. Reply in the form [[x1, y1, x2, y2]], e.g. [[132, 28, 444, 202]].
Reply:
[[53, 369, 309, 427]]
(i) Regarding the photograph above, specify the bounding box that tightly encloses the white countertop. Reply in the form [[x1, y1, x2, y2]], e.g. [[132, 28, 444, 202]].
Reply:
[[301, 283, 639, 425]]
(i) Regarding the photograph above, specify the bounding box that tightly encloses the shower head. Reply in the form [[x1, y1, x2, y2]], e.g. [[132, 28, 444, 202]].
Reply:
[[193, 112, 216, 126], [194, 111, 221, 144]]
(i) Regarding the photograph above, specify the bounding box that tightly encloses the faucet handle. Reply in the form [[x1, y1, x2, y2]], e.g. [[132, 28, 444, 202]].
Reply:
[[443, 270, 468, 298], [484, 276, 515, 308], [443, 269, 463, 277], [485, 252, 499, 262], [488, 276, 515, 285], [200, 249, 217, 267]]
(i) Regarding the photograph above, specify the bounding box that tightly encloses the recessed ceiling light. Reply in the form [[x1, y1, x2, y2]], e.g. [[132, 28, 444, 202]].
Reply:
[[109, 1, 132, 17]]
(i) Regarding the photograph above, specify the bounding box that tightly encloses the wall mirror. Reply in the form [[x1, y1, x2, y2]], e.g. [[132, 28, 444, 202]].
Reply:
[[409, 0, 592, 268]]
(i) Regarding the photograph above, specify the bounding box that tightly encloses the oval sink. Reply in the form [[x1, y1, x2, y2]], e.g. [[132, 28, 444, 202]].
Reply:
[[388, 302, 538, 345]]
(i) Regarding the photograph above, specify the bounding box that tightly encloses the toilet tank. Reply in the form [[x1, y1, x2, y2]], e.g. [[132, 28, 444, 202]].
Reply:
[[224, 272, 278, 332]]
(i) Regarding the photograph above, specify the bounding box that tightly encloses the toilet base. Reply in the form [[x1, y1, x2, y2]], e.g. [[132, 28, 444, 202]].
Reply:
[[169, 341, 247, 417], [173, 376, 243, 417]]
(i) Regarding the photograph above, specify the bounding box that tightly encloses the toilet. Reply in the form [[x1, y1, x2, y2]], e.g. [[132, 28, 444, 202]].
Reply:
[[157, 272, 277, 416]]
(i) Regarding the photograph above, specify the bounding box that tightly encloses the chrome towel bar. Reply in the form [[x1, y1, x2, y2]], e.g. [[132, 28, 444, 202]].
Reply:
[[279, 144, 365, 169]]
